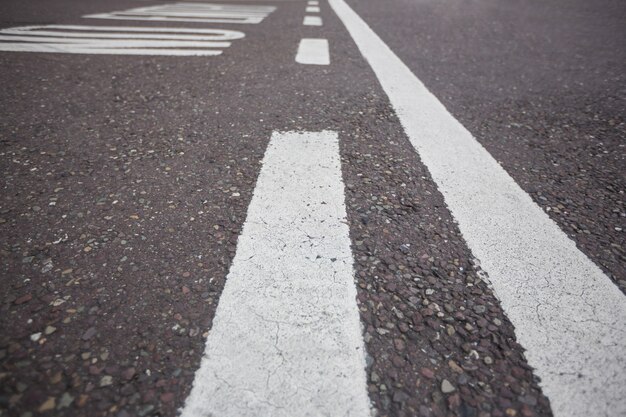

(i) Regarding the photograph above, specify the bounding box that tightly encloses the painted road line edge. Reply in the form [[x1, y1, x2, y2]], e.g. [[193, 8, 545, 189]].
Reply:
[[295, 38, 330, 65], [327, 0, 626, 416], [303, 15, 323, 26], [179, 131, 371, 417]]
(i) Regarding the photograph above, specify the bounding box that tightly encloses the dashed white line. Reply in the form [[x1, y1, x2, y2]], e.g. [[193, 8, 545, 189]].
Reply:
[[303, 15, 323, 26], [328, 0, 626, 416], [295, 38, 329, 65], [305, 6, 321, 13], [180, 131, 371, 417]]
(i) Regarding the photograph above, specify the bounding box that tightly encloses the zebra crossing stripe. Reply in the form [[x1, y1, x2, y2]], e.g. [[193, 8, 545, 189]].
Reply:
[[180, 131, 371, 417]]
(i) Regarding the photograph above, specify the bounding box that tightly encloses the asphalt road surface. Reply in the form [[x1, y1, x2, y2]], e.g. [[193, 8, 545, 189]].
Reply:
[[0, 1, 624, 417]]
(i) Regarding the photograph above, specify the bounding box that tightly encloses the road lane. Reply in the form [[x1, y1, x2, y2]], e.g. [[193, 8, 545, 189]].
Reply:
[[345, 0, 626, 293], [329, 0, 626, 415], [1, 0, 623, 417]]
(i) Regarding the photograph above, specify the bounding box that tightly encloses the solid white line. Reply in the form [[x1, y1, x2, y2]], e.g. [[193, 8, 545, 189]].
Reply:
[[303, 15, 323, 26], [180, 131, 370, 417], [328, 0, 626, 416], [306, 6, 320, 13], [295, 38, 329, 65]]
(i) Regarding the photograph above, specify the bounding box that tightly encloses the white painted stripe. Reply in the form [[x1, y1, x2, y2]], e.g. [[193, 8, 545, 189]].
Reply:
[[0, 43, 222, 56], [9, 25, 245, 39], [114, 3, 276, 13], [295, 38, 329, 65], [308, 1, 320, 5], [306, 6, 320, 13], [328, 0, 626, 416], [114, 10, 270, 17], [303, 15, 323, 26], [0, 30, 233, 41], [180, 131, 370, 417], [84, 13, 265, 24], [172, 3, 276, 12], [0, 25, 242, 56], [0, 35, 230, 48], [84, 2, 276, 25]]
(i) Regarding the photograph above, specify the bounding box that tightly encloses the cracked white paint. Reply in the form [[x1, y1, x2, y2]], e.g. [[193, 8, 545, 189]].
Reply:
[[180, 131, 371, 417], [329, 0, 626, 416]]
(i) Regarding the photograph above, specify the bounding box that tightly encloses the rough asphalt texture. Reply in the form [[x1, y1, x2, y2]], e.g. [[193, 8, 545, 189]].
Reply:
[[0, 0, 622, 417], [347, 0, 626, 293]]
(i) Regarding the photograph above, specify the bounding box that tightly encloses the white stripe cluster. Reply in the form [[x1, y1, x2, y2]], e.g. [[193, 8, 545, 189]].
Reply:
[[0, 25, 245, 56], [303, 0, 323, 26], [85, 2, 277, 25]]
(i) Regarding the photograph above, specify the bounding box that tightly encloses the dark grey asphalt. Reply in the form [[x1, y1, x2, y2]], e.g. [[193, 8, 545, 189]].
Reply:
[[347, 0, 626, 292], [0, 0, 623, 416]]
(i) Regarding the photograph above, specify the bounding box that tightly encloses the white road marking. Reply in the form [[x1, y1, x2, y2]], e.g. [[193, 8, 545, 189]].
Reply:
[[306, 6, 321, 13], [295, 38, 329, 65], [303, 15, 323, 26], [308, 1, 320, 5], [0, 25, 244, 56], [2, 25, 246, 39], [0, 36, 230, 48], [328, 0, 626, 416], [0, 44, 222, 56], [180, 131, 371, 417], [85, 2, 276, 25]]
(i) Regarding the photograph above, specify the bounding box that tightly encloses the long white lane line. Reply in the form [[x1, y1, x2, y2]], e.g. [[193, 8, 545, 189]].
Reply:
[[295, 38, 329, 65], [180, 131, 371, 417], [328, 0, 626, 416], [303, 15, 323, 26]]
